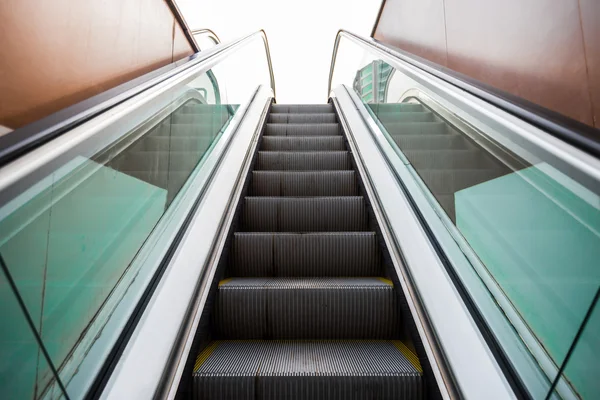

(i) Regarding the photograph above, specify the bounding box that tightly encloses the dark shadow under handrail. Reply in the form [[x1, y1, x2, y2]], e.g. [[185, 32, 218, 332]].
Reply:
[[329, 30, 600, 159]]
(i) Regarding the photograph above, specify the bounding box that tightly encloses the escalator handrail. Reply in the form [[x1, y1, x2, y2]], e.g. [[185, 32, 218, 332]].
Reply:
[[191, 28, 222, 45], [0, 30, 276, 169], [328, 29, 600, 159]]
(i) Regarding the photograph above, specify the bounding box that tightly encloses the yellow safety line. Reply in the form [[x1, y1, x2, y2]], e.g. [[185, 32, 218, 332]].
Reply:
[[218, 278, 233, 287], [194, 341, 220, 372], [376, 277, 394, 287], [393, 341, 423, 373]]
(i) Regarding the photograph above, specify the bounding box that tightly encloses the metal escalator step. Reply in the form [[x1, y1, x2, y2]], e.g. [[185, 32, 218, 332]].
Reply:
[[403, 149, 503, 169], [261, 136, 345, 151], [242, 197, 368, 232], [249, 171, 357, 196], [381, 121, 447, 136], [376, 111, 437, 123], [271, 104, 334, 113], [230, 232, 381, 276], [417, 168, 510, 194], [265, 123, 341, 136], [255, 151, 352, 171], [268, 113, 337, 123], [391, 133, 473, 150], [193, 340, 422, 400], [215, 278, 399, 339]]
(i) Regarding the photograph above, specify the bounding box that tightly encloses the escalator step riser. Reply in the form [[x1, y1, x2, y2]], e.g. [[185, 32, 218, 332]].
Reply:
[[268, 113, 337, 123], [391, 134, 472, 150], [230, 232, 381, 276], [249, 171, 357, 196], [215, 278, 399, 339], [271, 104, 334, 113], [260, 136, 345, 151], [193, 341, 422, 400], [255, 152, 352, 171], [265, 123, 342, 136], [242, 197, 368, 232]]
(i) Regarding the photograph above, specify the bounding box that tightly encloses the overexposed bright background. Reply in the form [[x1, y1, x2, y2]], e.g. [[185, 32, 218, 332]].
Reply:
[[176, 0, 381, 104]]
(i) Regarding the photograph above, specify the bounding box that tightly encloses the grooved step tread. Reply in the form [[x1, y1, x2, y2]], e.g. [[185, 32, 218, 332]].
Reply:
[[215, 277, 398, 340], [193, 340, 422, 400]]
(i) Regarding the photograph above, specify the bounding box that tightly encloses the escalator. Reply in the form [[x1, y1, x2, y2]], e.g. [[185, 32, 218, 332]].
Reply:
[[1, 27, 599, 400], [191, 104, 424, 399]]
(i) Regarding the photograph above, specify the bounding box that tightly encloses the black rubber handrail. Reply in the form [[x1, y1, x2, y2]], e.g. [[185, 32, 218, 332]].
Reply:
[[0, 30, 276, 169], [329, 30, 600, 159]]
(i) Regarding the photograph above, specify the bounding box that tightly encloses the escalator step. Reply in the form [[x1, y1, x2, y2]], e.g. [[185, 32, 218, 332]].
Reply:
[[255, 151, 352, 170], [230, 232, 381, 276], [261, 136, 345, 151], [193, 340, 422, 400], [271, 104, 334, 113], [214, 278, 399, 339], [249, 171, 357, 196], [265, 123, 341, 136], [242, 197, 368, 232], [268, 113, 337, 123]]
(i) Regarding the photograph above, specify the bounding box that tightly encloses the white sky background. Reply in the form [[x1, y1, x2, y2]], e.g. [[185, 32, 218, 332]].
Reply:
[[176, 0, 382, 104]]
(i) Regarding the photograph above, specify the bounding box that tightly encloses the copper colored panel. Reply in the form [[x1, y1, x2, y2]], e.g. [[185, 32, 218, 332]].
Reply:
[[442, 0, 593, 126], [373, 0, 448, 66], [580, 0, 600, 127], [172, 21, 194, 62], [0, 0, 192, 129]]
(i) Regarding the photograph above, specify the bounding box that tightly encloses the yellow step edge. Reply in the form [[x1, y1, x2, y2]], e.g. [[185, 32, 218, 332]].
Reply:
[[376, 277, 394, 287], [194, 341, 220, 372], [218, 278, 233, 287], [392, 340, 423, 373]]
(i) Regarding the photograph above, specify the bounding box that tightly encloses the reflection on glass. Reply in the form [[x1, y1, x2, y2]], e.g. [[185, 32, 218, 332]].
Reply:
[[551, 291, 600, 399], [0, 264, 64, 399], [331, 37, 600, 397], [0, 29, 272, 396]]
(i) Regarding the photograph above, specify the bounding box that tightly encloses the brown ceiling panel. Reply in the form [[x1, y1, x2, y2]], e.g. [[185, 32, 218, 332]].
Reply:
[[442, 0, 593, 126], [373, 0, 448, 66], [0, 0, 192, 129], [579, 0, 600, 127]]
